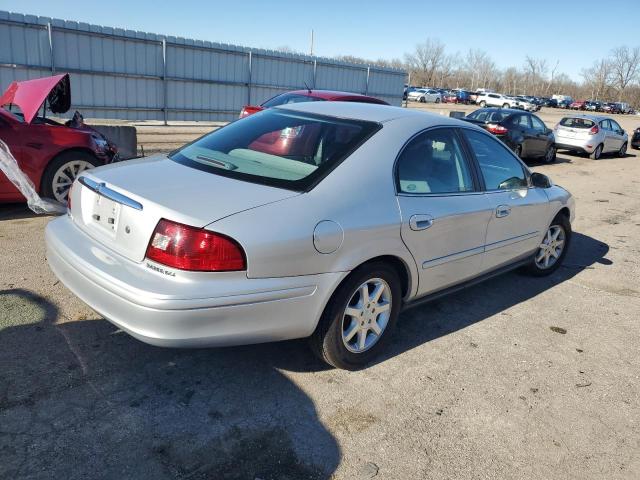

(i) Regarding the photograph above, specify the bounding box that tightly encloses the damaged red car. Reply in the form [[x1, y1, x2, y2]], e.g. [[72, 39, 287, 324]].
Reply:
[[0, 74, 117, 203]]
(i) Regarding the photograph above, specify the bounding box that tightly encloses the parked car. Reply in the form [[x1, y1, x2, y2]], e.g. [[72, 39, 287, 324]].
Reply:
[[0, 74, 118, 203], [239, 89, 388, 118], [557, 99, 573, 109], [443, 92, 459, 104], [514, 97, 538, 112], [45, 102, 574, 369], [569, 100, 586, 110], [464, 108, 556, 163], [554, 114, 628, 159], [407, 88, 442, 103], [476, 93, 519, 109], [631, 126, 640, 149], [546, 99, 559, 108], [403, 85, 419, 101], [601, 102, 623, 114], [584, 101, 601, 112]]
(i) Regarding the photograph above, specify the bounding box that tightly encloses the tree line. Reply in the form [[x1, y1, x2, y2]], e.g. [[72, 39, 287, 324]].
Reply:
[[334, 39, 640, 107]]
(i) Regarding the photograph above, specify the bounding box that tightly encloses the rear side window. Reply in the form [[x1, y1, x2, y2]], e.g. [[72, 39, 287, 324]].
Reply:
[[262, 93, 325, 108], [396, 128, 475, 194], [463, 129, 528, 191], [560, 117, 594, 129], [467, 110, 510, 122], [510, 114, 532, 128]]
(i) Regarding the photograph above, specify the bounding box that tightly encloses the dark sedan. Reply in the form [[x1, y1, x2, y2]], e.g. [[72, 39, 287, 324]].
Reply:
[[464, 108, 556, 163], [632, 127, 640, 150]]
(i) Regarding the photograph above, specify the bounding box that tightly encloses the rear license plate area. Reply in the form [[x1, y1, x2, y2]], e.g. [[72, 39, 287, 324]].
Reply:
[[91, 194, 121, 237]]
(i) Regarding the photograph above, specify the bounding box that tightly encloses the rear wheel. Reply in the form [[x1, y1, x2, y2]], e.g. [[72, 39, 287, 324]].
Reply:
[[502, 103, 510, 108], [310, 262, 402, 370], [41, 151, 102, 203], [618, 142, 627, 157], [419, 96, 426, 103], [525, 213, 571, 276], [590, 144, 603, 160], [479, 101, 486, 107], [435, 97, 441, 103]]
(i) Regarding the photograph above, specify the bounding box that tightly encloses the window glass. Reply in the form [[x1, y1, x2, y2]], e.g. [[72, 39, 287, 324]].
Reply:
[[530, 115, 547, 132], [397, 129, 474, 194], [463, 129, 528, 191], [610, 120, 622, 133], [170, 109, 379, 191], [560, 117, 594, 129], [599, 119, 612, 130], [262, 93, 325, 108], [467, 110, 511, 122], [510, 114, 531, 128]]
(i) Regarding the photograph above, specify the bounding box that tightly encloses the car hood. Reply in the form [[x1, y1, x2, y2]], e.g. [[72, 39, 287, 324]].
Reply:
[[0, 73, 70, 124]]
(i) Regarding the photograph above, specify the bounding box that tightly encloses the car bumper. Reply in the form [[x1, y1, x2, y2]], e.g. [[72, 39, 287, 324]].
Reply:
[[45, 215, 346, 348], [554, 138, 594, 153]]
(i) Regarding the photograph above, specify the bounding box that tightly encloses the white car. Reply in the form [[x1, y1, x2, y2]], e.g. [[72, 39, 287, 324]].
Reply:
[[515, 97, 537, 112], [407, 88, 442, 103], [554, 114, 629, 159], [476, 93, 519, 109], [46, 102, 575, 369]]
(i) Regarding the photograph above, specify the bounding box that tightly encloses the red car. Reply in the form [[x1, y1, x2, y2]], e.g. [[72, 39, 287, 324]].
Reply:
[[569, 100, 586, 110], [0, 74, 117, 204], [239, 89, 389, 118]]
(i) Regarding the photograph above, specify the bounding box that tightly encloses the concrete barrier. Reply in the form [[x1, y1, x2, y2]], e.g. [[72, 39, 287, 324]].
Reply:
[[89, 125, 138, 160]]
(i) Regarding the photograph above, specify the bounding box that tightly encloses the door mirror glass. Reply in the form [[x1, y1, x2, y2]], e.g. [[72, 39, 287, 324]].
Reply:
[[531, 172, 552, 189]]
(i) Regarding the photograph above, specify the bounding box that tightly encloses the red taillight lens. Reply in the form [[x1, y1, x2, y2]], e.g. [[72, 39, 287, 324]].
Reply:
[[487, 124, 508, 135], [589, 125, 599, 135], [146, 219, 246, 272]]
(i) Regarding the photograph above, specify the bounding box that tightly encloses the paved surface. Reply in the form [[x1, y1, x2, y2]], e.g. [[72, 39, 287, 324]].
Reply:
[[1, 110, 640, 479]]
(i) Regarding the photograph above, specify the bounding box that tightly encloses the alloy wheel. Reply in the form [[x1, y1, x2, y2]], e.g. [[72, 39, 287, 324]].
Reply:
[[535, 225, 566, 269], [341, 278, 392, 353], [545, 146, 556, 163], [619, 142, 627, 157], [51, 160, 94, 203]]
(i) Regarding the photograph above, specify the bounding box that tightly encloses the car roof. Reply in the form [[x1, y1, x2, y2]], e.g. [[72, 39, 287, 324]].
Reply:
[[285, 89, 387, 103], [472, 107, 522, 114], [561, 113, 611, 121], [275, 100, 474, 127]]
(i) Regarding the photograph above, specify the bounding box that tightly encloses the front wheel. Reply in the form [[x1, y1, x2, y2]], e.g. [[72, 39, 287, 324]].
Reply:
[[419, 96, 426, 103], [310, 262, 402, 370], [479, 101, 486, 107], [502, 103, 510, 108], [435, 97, 440, 103], [525, 214, 571, 276], [41, 151, 102, 203], [618, 142, 627, 157]]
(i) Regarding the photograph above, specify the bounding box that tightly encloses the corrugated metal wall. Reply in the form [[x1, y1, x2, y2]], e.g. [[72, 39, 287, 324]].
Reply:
[[0, 11, 406, 122]]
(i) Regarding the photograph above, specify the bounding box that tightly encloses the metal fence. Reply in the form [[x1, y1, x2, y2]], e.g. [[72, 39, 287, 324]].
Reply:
[[0, 11, 406, 122]]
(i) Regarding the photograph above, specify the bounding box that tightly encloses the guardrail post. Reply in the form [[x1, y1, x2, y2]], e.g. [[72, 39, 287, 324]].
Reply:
[[47, 23, 55, 74], [162, 39, 168, 125], [247, 50, 252, 106]]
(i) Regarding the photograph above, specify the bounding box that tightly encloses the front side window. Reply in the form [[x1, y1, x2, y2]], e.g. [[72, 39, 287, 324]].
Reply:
[[396, 129, 474, 194], [530, 115, 547, 133], [463, 129, 528, 191], [599, 119, 612, 131], [170, 109, 380, 190]]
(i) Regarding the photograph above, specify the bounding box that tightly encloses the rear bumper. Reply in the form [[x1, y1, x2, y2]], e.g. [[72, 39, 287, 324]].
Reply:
[[554, 138, 594, 153], [45, 216, 346, 347]]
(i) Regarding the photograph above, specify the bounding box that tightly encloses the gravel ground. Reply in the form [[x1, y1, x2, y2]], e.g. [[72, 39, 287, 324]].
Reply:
[[1, 107, 639, 479]]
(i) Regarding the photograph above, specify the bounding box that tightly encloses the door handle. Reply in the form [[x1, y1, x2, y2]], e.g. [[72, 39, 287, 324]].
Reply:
[[409, 214, 434, 231], [495, 205, 511, 218]]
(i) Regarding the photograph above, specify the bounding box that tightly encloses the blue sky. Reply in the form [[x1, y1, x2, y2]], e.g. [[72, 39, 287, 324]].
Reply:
[[1, 0, 639, 80]]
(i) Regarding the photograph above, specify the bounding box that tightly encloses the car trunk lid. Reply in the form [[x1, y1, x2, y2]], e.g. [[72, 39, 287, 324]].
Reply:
[[69, 155, 299, 262]]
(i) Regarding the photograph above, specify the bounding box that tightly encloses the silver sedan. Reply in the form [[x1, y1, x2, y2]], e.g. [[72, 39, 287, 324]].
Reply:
[[46, 102, 575, 369]]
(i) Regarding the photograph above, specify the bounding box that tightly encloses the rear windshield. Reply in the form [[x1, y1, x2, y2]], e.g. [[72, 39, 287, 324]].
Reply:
[[170, 109, 380, 191], [467, 110, 511, 122], [560, 117, 595, 129], [262, 93, 325, 108]]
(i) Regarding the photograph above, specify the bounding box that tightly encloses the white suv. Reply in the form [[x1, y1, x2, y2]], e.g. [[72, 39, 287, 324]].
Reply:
[[476, 93, 519, 109]]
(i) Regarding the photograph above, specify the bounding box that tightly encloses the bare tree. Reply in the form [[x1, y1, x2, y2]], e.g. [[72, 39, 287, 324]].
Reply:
[[581, 59, 613, 100], [610, 46, 640, 100], [404, 39, 446, 87]]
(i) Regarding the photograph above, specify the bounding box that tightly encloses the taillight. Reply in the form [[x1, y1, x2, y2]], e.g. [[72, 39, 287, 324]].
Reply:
[[486, 124, 508, 135], [146, 219, 246, 272], [589, 125, 599, 135]]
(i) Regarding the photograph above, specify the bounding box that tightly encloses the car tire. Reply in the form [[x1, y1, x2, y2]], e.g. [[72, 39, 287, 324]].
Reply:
[[590, 144, 603, 160], [310, 262, 402, 370], [435, 98, 440, 103], [618, 142, 627, 157], [502, 103, 510, 109], [420, 97, 426, 103], [41, 151, 102, 203], [543, 145, 557, 164], [479, 101, 486, 107], [525, 213, 571, 277]]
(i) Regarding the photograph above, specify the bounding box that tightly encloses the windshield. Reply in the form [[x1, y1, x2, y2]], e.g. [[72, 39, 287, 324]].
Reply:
[[560, 117, 595, 129], [170, 109, 380, 191], [467, 110, 511, 122], [261, 93, 325, 108]]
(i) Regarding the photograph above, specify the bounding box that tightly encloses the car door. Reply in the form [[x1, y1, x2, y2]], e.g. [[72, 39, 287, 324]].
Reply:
[[461, 128, 550, 272], [508, 114, 539, 156], [609, 119, 625, 151], [396, 127, 494, 296], [598, 119, 616, 152], [530, 114, 552, 155]]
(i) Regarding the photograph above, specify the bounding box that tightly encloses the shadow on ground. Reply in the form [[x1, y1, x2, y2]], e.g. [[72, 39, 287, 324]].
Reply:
[[0, 232, 609, 479]]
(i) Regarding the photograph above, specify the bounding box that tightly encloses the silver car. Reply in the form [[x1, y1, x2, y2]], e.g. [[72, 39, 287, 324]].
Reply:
[[554, 114, 629, 159], [46, 102, 575, 369]]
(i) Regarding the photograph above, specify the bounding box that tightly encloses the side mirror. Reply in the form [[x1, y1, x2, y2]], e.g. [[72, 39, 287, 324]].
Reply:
[[531, 172, 552, 189]]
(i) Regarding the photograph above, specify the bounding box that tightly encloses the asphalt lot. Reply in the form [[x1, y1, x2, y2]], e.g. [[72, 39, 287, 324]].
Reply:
[[1, 106, 640, 479]]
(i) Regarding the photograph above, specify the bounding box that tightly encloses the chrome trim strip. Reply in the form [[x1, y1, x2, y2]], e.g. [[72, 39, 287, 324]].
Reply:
[[422, 245, 485, 269], [78, 176, 143, 211], [484, 231, 539, 252]]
